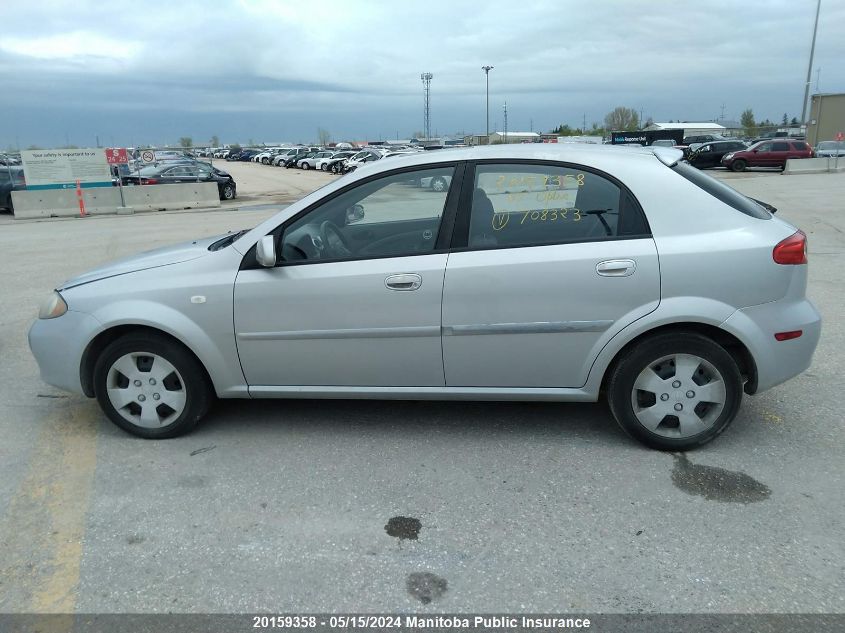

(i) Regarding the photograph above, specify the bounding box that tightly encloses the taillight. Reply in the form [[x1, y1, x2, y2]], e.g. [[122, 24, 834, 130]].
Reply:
[[142, 178, 158, 185], [773, 230, 807, 265]]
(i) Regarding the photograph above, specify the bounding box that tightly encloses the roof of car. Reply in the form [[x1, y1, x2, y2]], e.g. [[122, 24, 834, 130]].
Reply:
[[348, 143, 680, 178]]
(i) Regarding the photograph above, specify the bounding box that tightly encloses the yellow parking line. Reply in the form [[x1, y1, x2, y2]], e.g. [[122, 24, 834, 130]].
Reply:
[[0, 401, 99, 613]]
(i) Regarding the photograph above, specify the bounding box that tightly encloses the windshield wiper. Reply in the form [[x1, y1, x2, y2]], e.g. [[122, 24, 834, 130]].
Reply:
[[209, 229, 248, 251]]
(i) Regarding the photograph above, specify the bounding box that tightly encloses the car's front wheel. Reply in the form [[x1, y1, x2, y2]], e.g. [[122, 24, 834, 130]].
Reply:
[[222, 183, 236, 200], [93, 333, 212, 439], [730, 159, 747, 172], [301, 162, 310, 170], [607, 332, 743, 451]]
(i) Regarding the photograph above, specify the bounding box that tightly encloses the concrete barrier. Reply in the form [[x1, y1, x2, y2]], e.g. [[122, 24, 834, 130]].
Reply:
[[12, 183, 221, 219], [783, 156, 845, 175]]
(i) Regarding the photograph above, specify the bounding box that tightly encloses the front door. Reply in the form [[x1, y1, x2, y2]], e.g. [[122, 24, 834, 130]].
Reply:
[[442, 161, 660, 388], [234, 165, 459, 387]]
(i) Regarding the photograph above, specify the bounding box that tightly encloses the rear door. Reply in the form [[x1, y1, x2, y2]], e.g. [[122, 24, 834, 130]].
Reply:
[[770, 141, 791, 167], [441, 161, 660, 389]]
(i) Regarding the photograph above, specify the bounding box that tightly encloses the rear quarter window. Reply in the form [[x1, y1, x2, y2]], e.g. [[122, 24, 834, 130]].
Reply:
[[672, 161, 771, 219], [791, 142, 809, 150]]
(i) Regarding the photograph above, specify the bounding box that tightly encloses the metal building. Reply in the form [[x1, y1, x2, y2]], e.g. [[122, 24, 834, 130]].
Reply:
[[806, 93, 845, 146]]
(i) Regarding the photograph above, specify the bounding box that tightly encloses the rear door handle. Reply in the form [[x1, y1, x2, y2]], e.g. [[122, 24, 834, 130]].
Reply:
[[385, 273, 422, 291], [596, 259, 636, 277]]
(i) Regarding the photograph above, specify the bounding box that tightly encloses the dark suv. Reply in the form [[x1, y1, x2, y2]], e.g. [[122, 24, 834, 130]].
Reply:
[[687, 140, 748, 169], [720, 140, 813, 171], [1, 167, 26, 212]]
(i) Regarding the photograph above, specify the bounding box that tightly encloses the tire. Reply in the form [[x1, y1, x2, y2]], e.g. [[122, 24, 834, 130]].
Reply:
[[730, 159, 747, 172], [607, 332, 743, 451], [93, 333, 213, 439], [3, 194, 12, 212], [320, 163, 328, 171], [301, 162, 310, 170], [222, 183, 236, 200], [430, 176, 447, 192], [261, 158, 269, 165]]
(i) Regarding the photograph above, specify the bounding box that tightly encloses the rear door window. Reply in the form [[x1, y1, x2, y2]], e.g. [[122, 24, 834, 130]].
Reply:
[[772, 142, 790, 151], [463, 163, 648, 249]]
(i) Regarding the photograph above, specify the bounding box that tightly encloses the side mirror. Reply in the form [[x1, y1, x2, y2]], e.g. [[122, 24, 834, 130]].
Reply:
[[346, 204, 365, 224], [256, 235, 277, 267]]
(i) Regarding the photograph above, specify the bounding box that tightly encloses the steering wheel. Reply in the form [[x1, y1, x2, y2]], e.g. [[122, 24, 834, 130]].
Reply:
[[319, 221, 353, 258]]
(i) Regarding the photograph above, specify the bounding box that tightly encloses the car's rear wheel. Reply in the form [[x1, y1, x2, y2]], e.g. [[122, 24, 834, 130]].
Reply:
[[222, 183, 235, 200], [730, 159, 747, 172], [93, 333, 212, 439], [607, 332, 743, 451]]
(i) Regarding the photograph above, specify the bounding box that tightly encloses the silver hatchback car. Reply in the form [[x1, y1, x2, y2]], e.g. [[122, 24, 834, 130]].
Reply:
[[29, 145, 821, 450]]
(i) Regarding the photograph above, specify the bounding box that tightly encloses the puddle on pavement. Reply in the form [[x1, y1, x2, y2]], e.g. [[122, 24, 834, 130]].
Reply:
[[385, 516, 421, 540], [672, 454, 771, 503], [407, 572, 447, 604]]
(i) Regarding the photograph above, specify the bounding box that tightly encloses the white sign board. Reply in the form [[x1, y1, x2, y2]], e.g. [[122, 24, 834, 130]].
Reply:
[[20, 148, 112, 190]]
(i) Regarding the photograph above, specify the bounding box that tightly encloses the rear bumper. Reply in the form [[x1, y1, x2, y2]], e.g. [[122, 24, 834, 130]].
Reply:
[[722, 297, 821, 393]]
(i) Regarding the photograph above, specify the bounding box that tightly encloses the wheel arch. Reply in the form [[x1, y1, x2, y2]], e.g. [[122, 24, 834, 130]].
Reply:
[[80, 324, 213, 398], [599, 322, 758, 396]]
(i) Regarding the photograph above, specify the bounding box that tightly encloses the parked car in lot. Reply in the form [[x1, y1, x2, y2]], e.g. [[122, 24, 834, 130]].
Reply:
[[123, 163, 237, 200], [721, 140, 813, 171], [814, 140, 845, 158], [28, 145, 820, 450], [683, 134, 727, 145], [298, 150, 335, 170], [285, 150, 317, 168], [341, 150, 383, 173], [1, 166, 26, 211], [687, 140, 749, 169], [316, 151, 355, 171]]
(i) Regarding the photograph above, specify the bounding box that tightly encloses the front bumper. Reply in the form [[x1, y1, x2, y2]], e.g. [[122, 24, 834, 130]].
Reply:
[[722, 297, 822, 394], [28, 310, 101, 396]]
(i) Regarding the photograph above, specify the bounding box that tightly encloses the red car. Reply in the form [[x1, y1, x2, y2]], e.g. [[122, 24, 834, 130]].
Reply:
[[720, 139, 813, 171]]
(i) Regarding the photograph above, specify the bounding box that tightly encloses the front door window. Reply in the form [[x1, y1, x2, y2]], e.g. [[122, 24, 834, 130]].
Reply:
[[279, 166, 455, 263]]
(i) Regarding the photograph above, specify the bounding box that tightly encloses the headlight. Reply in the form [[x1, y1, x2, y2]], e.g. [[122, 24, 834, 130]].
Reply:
[[39, 291, 68, 319], [724, 153, 734, 160]]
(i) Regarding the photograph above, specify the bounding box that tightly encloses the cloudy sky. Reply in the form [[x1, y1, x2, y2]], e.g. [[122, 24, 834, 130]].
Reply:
[[1, 0, 843, 148]]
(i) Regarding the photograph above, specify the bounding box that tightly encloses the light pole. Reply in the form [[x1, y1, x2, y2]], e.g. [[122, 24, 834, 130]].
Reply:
[[801, 0, 822, 126], [482, 66, 493, 144]]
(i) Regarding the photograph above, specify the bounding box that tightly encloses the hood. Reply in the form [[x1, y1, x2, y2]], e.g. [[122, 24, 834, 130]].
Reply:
[[59, 234, 224, 290]]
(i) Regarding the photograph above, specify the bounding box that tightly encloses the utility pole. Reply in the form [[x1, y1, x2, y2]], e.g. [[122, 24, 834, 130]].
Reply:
[[482, 66, 493, 143], [720, 103, 726, 121], [583, 113, 587, 134], [503, 101, 508, 144], [421, 73, 433, 141], [801, 0, 822, 125]]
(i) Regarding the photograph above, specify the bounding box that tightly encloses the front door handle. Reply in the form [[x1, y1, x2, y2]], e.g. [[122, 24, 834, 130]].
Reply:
[[596, 259, 637, 277], [385, 273, 422, 291]]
